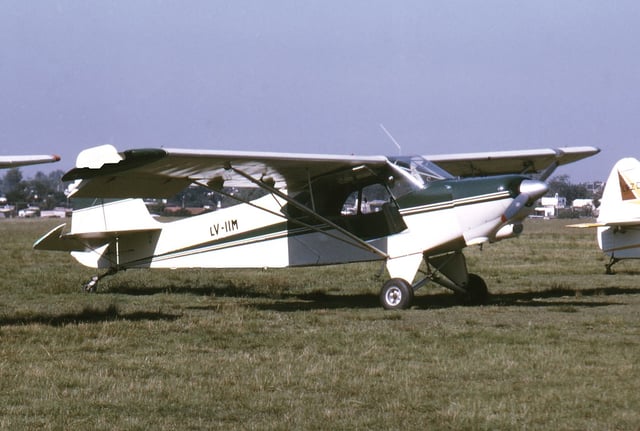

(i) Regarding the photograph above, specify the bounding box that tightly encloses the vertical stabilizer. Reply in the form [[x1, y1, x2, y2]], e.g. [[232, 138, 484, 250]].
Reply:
[[598, 158, 640, 223]]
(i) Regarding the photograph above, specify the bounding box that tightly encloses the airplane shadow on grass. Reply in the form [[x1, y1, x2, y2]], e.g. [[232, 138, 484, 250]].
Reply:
[[256, 286, 638, 312], [0, 304, 181, 327], [107, 283, 640, 312], [2, 286, 637, 327]]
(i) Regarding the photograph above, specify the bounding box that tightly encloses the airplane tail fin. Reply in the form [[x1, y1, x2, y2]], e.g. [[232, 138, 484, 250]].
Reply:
[[598, 157, 640, 223], [34, 199, 161, 268], [567, 158, 640, 268]]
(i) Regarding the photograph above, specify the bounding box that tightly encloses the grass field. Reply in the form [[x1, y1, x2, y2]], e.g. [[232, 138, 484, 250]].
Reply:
[[1, 218, 639, 430]]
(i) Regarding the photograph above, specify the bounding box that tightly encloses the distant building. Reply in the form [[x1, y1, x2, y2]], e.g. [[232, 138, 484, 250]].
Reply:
[[571, 198, 596, 217], [18, 206, 40, 218], [40, 207, 72, 218], [572, 198, 594, 209], [0, 205, 16, 218], [534, 194, 566, 218], [584, 181, 604, 196]]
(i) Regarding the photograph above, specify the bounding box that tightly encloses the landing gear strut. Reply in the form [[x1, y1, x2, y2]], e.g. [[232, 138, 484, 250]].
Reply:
[[378, 251, 490, 309], [83, 268, 118, 293], [605, 256, 620, 275]]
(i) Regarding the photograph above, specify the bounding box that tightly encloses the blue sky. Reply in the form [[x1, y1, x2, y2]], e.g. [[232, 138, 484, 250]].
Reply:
[[2, 1, 639, 182]]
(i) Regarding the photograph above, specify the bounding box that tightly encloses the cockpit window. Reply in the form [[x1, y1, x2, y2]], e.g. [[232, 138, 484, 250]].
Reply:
[[341, 183, 392, 216], [388, 156, 454, 186]]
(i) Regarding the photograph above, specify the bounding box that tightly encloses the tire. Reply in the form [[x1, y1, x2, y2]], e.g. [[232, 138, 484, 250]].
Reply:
[[456, 273, 489, 305], [379, 278, 414, 310]]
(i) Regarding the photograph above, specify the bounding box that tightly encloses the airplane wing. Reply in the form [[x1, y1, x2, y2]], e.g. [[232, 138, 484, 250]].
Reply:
[[0, 154, 60, 169], [62, 144, 599, 199], [63, 145, 389, 198], [425, 147, 599, 177]]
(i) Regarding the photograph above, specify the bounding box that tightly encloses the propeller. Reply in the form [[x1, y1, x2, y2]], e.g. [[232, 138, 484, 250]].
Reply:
[[501, 179, 548, 222]]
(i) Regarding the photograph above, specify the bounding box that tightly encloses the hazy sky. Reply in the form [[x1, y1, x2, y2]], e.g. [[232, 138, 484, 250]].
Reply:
[[2, 1, 639, 182]]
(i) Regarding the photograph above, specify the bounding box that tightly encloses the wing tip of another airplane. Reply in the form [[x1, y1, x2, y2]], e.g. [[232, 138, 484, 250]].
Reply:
[[0, 154, 61, 169]]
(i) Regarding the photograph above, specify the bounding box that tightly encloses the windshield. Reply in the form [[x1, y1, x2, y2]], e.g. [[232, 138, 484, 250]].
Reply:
[[388, 156, 454, 187]]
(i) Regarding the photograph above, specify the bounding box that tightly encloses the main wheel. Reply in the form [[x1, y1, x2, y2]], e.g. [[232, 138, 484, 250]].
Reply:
[[379, 278, 414, 310], [456, 273, 489, 305]]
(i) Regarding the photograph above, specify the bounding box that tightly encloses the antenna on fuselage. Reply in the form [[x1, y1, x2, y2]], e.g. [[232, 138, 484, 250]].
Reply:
[[379, 124, 402, 155]]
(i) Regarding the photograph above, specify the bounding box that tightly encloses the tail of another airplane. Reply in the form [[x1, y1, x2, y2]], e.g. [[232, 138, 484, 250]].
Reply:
[[593, 158, 640, 272], [598, 157, 640, 223]]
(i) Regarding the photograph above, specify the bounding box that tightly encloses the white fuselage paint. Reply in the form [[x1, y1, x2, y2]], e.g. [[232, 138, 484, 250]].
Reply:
[[69, 191, 516, 281]]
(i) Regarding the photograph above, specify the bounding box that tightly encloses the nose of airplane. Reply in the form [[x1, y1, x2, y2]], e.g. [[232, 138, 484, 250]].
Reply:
[[501, 179, 548, 222]]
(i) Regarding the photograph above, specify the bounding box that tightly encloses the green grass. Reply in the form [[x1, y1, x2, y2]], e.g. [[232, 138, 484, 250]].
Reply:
[[1, 218, 639, 430]]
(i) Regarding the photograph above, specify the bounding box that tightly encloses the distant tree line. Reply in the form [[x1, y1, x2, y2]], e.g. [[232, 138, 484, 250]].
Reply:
[[0, 168, 68, 210]]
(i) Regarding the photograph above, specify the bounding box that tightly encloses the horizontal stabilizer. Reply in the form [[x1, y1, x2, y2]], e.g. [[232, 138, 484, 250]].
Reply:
[[567, 222, 606, 228], [34, 223, 161, 252], [34, 224, 92, 252], [568, 220, 640, 228]]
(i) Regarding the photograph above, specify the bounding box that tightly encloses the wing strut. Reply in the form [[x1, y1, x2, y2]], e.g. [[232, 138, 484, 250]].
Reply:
[[202, 165, 389, 259]]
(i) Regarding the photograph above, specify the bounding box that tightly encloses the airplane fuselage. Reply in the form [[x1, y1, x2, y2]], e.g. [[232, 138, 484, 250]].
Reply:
[[65, 174, 533, 285]]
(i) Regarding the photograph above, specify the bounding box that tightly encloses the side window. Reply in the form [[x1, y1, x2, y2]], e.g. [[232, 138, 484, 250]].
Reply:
[[340, 183, 392, 216]]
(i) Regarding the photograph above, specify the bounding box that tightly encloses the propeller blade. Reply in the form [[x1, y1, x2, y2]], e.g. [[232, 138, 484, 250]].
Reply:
[[502, 179, 548, 222], [502, 193, 530, 222]]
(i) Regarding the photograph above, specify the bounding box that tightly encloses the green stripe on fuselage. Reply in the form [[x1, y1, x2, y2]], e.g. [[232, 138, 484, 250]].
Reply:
[[396, 175, 524, 211]]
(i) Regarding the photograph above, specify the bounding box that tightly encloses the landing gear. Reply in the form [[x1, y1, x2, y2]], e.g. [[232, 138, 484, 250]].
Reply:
[[379, 251, 490, 310], [83, 268, 118, 292], [605, 256, 620, 275], [379, 278, 414, 310]]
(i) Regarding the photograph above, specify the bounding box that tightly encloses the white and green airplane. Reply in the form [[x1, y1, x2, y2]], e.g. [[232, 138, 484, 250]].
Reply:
[[35, 144, 598, 309], [0, 154, 60, 169]]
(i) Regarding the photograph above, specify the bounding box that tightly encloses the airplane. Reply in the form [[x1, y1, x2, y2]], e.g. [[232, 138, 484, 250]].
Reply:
[[569, 157, 640, 274], [34, 144, 599, 309], [0, 154, 60, 169]]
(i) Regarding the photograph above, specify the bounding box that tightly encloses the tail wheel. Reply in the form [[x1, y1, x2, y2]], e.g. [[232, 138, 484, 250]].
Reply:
[[380, 278, 414, 310], [456, 273, 489, 305]]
